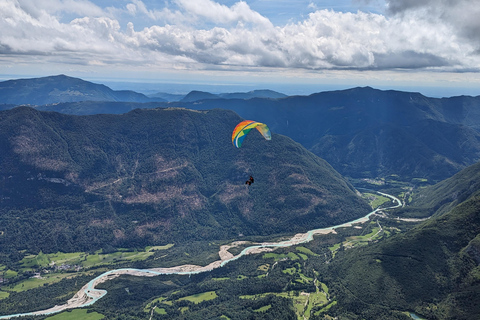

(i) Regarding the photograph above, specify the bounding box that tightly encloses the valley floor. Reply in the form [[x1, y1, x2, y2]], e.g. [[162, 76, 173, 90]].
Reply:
[[0, 191, 404, 319]]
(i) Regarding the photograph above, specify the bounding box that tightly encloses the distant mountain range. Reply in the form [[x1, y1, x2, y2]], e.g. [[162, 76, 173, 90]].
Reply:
[[0, 75, 287, 105], [0, 106, 370, 255], [3, 75, 480, 182], [180, 89, 287, 102], [173, 87, 480, 182], [0, 74, 167, 105]]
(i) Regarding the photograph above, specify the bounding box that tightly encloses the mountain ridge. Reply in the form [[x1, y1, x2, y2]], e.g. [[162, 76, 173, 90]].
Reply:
[[0, 106, 370, 256], [4, 75, 480, 182], [0, 74, 167, 105], [323, 160, 480, 319]]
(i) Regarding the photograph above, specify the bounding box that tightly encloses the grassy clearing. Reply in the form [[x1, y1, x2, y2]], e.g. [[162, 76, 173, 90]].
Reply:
[[146, 244, 174, 251], [254, 305, 272, 312], [241, 289, 329, 320], [320, 282, 328, 294], [6, 272, 89, 292], [4, 269, 101, 293], [346, 225, 380, 243], [154, 307, 167, 315], [144, 296, 169, 312], [1, 269, 18, 279], [19, 245, 175, 270], [44, 309, 105, 320], [0, 291, 10, 299], [305, 292, 329, 318], [315, 300, 337, 315], [298, 273, 313, 283], [297, 253, 308, 260], [263, 252, 301, 261], [287, 252, 300, 260], [257, 264, 270, 272], [283, 267, 296, 275], [362, 193, 391, 209], [296, 246, 318, 256], [178, 291, 218, 304], [328, 243, 341, 257]]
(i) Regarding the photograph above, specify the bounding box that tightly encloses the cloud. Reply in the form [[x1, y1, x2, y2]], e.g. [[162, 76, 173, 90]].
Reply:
[[386, 0, 480, 46], [175, 0, 272, 28], [1, 0, 479, 73]]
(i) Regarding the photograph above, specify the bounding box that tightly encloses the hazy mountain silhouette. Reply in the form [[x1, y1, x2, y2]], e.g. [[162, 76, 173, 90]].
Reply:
[[0, 74, 166, 105]]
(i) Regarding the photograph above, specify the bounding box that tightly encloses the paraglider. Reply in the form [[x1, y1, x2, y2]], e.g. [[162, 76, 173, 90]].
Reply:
[[231, 120, 271, 148], [232, 120, 271, 186]]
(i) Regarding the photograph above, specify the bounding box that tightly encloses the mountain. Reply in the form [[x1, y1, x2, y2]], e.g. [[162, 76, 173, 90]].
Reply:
[[5, 75, 480, 182], [180, 90, 220, 102], [148, 92, 186, 102], [36, 101, 165, 115], [180, 89, 287, 102], [0, 75, 166, 105], [0, 106, 370, 258], [173, 87, 480, 182], [219, 89, 287, 100], [323, 161, 480, 319]]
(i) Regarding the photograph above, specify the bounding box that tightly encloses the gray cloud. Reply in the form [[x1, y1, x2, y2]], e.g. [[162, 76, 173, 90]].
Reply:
[[1, 0, 479, 73], [386, 0, 480, 46], [373, 51, 452, 69]]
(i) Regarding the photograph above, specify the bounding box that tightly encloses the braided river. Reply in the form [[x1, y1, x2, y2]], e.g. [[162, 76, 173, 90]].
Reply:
[[0, 191, 401, 319]]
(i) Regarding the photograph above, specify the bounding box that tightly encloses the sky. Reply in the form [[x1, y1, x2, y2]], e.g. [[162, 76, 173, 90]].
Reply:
[[1, 0, 480, 96]]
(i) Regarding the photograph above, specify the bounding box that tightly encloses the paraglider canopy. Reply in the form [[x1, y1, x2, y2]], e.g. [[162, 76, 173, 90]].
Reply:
[[232, 120, 271, 148]]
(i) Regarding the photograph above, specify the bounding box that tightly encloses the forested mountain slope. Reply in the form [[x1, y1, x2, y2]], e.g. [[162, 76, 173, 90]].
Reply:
[[4, 75, 480, 182], [0, 106, 370, 259], [322, 161, 480, 319], [181, 87, 480, 182]]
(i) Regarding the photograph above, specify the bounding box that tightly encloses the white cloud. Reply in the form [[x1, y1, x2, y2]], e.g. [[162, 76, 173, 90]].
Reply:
[[1, 0, 479, 75], [175, 0, 273, 28]]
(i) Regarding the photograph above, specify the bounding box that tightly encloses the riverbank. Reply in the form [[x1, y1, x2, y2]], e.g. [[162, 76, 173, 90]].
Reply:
[[0, 192, 402, 319]]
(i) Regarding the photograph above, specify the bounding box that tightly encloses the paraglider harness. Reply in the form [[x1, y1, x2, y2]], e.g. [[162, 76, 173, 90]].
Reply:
[[245, 176, 254, 186]]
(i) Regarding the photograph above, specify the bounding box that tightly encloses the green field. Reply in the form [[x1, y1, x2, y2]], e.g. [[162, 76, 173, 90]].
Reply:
[[6, 272, 93, 292], [262, 251, 301, 261], [0, 291, 10, 299], [296, 246, 319, 256], [241, 289, 328, 320], [45, 309, 105, 320], [362, 192, 391, 209], [254, 305, 271, 312], [19, 245, 175, 270], [178, 291, 218, 304], [1, 269, 18, 279]]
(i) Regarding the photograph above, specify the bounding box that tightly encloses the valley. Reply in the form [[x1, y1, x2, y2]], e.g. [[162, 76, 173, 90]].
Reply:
[[0, 76, 479, 319], [0, 190, 405, 319]]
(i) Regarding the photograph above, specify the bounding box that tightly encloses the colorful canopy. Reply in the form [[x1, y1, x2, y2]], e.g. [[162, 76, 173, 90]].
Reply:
[[232, 120, 271, 148]]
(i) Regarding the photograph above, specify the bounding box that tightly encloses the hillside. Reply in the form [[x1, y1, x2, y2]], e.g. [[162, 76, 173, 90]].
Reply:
[[4, 75, 480, 182], [176, 87, 480, 182], [36, 101, 165, 115], [322, 161, 480, 319], [0, 107, 370, 258], [0, 75, 165, 105]]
